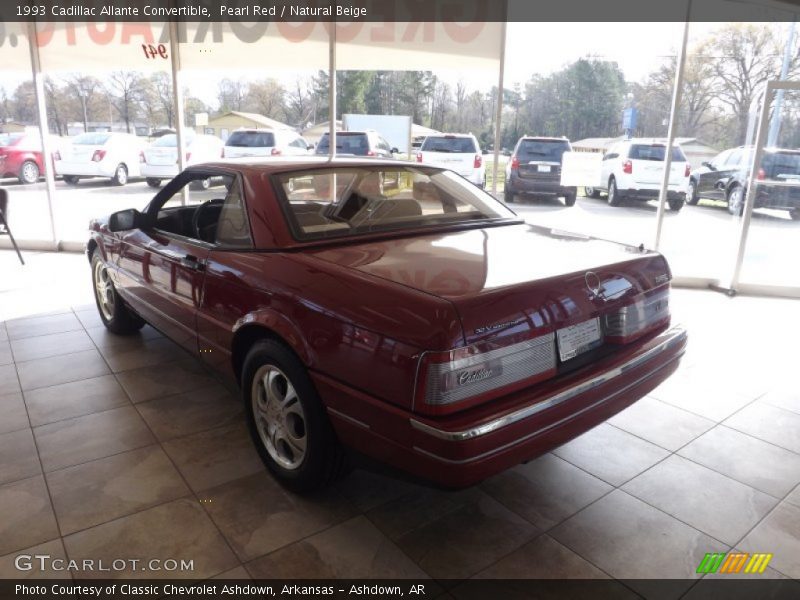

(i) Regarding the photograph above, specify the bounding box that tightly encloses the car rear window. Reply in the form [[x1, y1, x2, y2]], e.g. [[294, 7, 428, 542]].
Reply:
[[72, 133, 111, 145], [517, 139, 570, 162], [421, 136, 477, 153], [762, 151, 800, 176], [629, 144, 686, 161], [226, 131, 275, 147], [316, 133, 370, 155], [274, 166, 517, 241]]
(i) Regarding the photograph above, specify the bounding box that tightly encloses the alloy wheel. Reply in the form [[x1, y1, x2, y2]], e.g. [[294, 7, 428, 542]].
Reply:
[[251, 365, 308, 470], [93, 260, 115, 321]]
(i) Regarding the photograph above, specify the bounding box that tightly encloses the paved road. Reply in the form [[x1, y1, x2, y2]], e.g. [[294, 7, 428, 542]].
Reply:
[[3, 176, 798, 288]]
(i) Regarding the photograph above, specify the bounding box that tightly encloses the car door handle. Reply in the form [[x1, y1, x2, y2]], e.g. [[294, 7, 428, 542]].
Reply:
[[181, 255, 205, 271]]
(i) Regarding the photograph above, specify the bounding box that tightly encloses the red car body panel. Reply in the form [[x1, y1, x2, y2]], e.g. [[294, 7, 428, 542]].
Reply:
[[88, 158, 686, 487], [0, 133, 51, 181]]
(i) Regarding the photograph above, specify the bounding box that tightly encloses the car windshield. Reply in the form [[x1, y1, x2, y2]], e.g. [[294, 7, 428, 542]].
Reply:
[[72, 133, 111, 145], [629, 144, 686, 161], [316, 133, 370, 155], [421, 136, 477, 153], [226, 131, 275, 147], [0, 133, 24, 146], [275, 166, 518, 241], [517, 139, 570, 161]]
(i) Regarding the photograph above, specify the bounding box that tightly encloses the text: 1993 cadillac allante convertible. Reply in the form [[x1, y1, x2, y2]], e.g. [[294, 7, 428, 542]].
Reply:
[[88, 157, 687, 491]]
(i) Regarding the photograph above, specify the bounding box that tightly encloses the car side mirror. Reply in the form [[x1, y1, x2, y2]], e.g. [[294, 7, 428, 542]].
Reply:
[[702, 161, 714, 170], [391, 147, 399, 154], [108, 209, 145, 232], [307, 143, 315, 150]]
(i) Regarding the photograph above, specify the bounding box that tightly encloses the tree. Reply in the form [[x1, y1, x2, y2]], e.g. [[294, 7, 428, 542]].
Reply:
[[704, 23, 796, 144], [217, 78, 248, 112], [106, 70, 143, 133], [337, 71, 374, 116], [246, 78, 286, 121], [149, 72, 174, 128], [65, 74, 104, 133]]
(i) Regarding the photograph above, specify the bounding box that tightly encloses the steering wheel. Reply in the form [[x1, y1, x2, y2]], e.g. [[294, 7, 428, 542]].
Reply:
[[191, 199, 224, 241]]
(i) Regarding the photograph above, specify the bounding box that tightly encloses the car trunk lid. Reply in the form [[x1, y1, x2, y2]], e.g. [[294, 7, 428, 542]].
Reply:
[[308, 223, 671, 346]]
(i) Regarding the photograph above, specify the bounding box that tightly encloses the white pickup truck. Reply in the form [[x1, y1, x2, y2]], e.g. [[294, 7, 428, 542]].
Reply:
[[586, 139, 690, 212]]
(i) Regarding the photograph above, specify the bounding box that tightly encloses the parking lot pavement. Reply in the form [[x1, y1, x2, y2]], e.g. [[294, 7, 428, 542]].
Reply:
[[2, 177, 799, 287]]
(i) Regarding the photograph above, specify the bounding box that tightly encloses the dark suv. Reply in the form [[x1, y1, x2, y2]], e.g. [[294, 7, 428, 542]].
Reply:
[[688, 146, 800, 219], [315, 131, 398, 158], [504, 137, 577, 206]]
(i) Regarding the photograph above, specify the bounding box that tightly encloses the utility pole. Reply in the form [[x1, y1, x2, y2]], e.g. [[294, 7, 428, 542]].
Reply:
[[767, 21, 796, 147]]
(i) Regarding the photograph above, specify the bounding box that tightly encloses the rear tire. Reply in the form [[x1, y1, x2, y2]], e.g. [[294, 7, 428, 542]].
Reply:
[[63, 175, 80, 185], [91, 251, 145, 335], [146, 178, 162, 188], [242, 339, 349, 492], [790, 208, 800, 221], [19, 160, 40, 184], [564, 193, 577, 207], [111, 163, 128, 186], [727, 185, 745, 216], [190, 178, 211, 191], [607, 177, 623, 207], [504, 186, 515, 203], [686, 179, 699, 205]]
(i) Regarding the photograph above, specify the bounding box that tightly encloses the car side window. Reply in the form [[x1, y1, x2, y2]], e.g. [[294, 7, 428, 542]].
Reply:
[[215, 178, 253, 248], [725, 150, 742, 167]]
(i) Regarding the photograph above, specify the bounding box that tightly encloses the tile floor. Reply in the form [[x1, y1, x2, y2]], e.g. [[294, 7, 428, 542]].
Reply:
[[1, 250, 800, 594]]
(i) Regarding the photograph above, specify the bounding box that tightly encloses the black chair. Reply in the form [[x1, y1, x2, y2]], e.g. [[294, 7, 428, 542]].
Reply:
[[0, 188, 24, 265]]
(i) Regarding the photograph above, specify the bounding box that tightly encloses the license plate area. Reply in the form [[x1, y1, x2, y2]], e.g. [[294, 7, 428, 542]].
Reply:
[[537, 164, 551, 172], [556, 318, 603, 362]]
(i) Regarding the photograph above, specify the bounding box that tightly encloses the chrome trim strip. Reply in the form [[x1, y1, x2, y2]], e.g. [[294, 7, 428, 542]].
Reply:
[[327, 407, 371, 430], [413, 351, 683, 465], [409, 325, 687, 442]]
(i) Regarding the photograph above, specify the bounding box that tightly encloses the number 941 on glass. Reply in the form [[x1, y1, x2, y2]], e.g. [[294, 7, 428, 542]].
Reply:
[[141, 44, 169, 60]]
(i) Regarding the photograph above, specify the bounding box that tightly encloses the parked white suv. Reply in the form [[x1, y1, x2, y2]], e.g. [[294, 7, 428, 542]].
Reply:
[[141, 133, 224, 188], [55, 132, 146, 186], [588, 138, 690, 211], [222, 128, 312, 159], [416, 134, 485, 187]]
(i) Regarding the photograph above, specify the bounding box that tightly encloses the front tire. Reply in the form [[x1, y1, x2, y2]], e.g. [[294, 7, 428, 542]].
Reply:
[[190, 178, 211, 191], [63, 175, 80, 185], [607, 177, 623, 207], [668, 195, 685, 212], [727, 185, 745, 216], [91, 251, 145, 335], [686, 179, 699, 205], [585, 186, 601, 199], [111, 163, 128, 186], [19, 160, 40, 184], [243, 339, 348, 492]]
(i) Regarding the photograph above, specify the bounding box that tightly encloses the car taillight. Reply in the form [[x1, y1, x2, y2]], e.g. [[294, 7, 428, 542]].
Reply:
[[139, 151, 145, 163], [603, 285, 671, 344], [415, 332, 557, 415], [271, 148, 281, 156], [510, 156, 519, 170], [757, 168, 766, 181], [416, 153, 423, 163], [53, 151, 61, 161], [622, 160, 633, 174], [367, 150, 375, 157], [91, 150, 106, 162], [474, 154, 482, 168], [684, 164, 691, 177]]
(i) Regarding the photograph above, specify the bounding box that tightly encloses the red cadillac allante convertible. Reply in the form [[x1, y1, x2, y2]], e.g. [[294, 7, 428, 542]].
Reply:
[[88, 158, 686, 491]]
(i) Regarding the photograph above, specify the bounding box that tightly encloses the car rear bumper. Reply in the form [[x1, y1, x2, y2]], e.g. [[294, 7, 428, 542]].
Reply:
[[141, 164, 178, 179], [55, 161, 115, 178], [508, 173, 575, 196], [318, 324, 687, 488], [754, 186, 800, 210], [622, 187, 685, 200]]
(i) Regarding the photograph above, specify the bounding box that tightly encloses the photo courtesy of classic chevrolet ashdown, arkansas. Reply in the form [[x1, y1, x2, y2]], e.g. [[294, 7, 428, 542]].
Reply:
[[87, 156, 686, 491]]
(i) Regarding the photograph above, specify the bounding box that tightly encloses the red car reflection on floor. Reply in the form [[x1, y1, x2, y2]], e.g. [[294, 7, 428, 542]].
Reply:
[[87, 158, 687, 491]]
